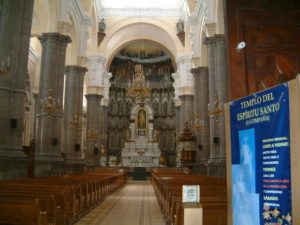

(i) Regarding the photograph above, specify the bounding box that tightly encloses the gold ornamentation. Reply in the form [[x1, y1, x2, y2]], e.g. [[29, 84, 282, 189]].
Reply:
[[208, 92, 224, 116], [0, 56, 10, 74], [127, 64, 151, 101], [40, 89, 59, 114], [88, 128, 98, 140], [69, 111, 81, 129], [192, 115, 207, 132]]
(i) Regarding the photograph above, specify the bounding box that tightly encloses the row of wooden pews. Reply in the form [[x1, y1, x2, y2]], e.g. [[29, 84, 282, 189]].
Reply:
[[151, 168, 227, 225], [0, 168, 127, 225]]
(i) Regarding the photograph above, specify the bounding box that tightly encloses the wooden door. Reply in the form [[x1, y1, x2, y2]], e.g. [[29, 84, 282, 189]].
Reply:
[[226, 0, 300, 100]]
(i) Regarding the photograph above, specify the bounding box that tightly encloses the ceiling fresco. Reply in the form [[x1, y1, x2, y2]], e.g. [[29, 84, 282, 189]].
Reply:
[[109, 41, 175, 85]]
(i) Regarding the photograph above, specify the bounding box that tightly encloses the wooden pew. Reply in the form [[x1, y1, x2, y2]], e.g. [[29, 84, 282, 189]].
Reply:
[[0, 169, 127, 225], [0, 198, 47, 225], [151, 169, 227, 225]]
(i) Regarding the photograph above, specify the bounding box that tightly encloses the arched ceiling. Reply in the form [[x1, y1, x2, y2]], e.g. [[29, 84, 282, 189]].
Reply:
[[99, 0, 184, 9], [103, 21, 179, 68]]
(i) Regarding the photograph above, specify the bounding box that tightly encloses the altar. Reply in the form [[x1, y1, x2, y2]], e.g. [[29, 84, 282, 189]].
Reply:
[[121, 103, 161, 167]]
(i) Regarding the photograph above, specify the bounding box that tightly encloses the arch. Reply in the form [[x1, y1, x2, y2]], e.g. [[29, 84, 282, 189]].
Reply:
[[66, 14, 78, 65], [200, 29, 208, 66], [100, 18, 179, 67], [47, 0, 60, 32], [66, 15, 79, 64], [130, 104, 154, 121], [107, 39, 177, 71], [32, 0, 49, 34], [81, 0, 93, 13], [216, 0, 225, 34], [87, 6, 98, 54]]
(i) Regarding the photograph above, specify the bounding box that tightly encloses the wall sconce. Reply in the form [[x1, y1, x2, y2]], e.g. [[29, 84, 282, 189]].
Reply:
[[0, 56, 10, 74]]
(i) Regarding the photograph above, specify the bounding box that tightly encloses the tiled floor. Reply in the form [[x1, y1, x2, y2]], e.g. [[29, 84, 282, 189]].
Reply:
[[75, 180, 165, 225]]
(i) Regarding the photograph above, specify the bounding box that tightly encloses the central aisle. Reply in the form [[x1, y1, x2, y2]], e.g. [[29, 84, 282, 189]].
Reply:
[[75, 181, 165, 225]]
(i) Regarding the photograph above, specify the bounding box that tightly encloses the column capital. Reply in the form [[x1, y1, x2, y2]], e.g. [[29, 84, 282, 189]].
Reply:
[[65, 65, 88, 75], [203, 34, 225, 46], [81, 55, 107, 65], [57, 20, 72, 35], [176, 55, 192, 64], [85, 93, 103, 100], [191, 66, 208, 76], [38, 33, 72, 46], [81, 55, 107, 88], [174, 98, 181, 107]]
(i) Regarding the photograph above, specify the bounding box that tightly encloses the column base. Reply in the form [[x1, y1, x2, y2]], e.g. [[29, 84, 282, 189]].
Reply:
[[0, 155, 28, 180], [207, 158, 226, 177], [0, 146, 27, 157], [35, 155, 64, 176], [65, 159, 85, 174], [85, 160, 99, 169]]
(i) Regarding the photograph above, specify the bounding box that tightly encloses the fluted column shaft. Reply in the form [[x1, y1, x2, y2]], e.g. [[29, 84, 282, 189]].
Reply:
[[0, 0, 34, 155], [62, 66, 87, 163], [204, 35, 228, 164], [191, 67, 210, 162], [179, 95, 194, 127], [100, 105, 108, 148], [35, 33, 71, 162], [0, 0, 34, 179], [85, 94, 102, 166]]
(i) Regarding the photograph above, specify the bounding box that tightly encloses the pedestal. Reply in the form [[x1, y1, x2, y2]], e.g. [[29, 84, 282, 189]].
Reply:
[[183, 203, 203, 225]]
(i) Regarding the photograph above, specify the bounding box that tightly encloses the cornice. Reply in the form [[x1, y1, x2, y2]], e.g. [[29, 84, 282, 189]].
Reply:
[[203, 34, 225, 46]]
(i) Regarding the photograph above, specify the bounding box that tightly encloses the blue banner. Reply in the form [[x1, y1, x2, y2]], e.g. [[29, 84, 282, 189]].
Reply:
[[230, 83, 292, 225]]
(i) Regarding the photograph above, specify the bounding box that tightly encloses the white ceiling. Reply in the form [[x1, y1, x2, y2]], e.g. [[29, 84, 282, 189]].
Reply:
[[99, 0, 184, 9]]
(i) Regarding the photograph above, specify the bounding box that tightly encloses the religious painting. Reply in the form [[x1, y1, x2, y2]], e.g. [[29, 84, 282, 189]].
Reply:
[[137, 109, 146, 129], [109, 41, 175, 87]]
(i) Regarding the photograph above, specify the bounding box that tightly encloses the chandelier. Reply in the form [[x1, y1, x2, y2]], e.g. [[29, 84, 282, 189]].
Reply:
[[127, 64, 151, 101]]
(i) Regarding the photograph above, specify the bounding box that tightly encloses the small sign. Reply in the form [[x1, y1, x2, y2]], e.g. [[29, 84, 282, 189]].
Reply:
[[182, 185, 200, 203]]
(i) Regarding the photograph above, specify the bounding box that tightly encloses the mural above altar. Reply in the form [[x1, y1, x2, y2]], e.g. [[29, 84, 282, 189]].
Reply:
[[121, 103, 161, 167]]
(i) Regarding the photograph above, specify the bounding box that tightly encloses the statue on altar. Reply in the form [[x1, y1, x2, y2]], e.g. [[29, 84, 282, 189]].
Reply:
[[137, 109, 146, 129], [126, 128, 131, 141], [121, 104, 161, 168], [133, 64, 145, 88], [153, 129, 160, 142]]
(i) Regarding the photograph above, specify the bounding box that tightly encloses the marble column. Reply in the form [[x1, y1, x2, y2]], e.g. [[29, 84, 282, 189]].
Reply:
[[0, 0, 34, 179], [35, 33, 71, 176], [204, 34, 228, 176], [191, 67, 210, 161], [62, 65, 87, 172], [85, 94, 102, 167]]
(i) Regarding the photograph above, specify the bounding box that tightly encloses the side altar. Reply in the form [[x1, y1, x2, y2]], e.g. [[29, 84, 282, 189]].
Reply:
[[121, 103, 161, 167]]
